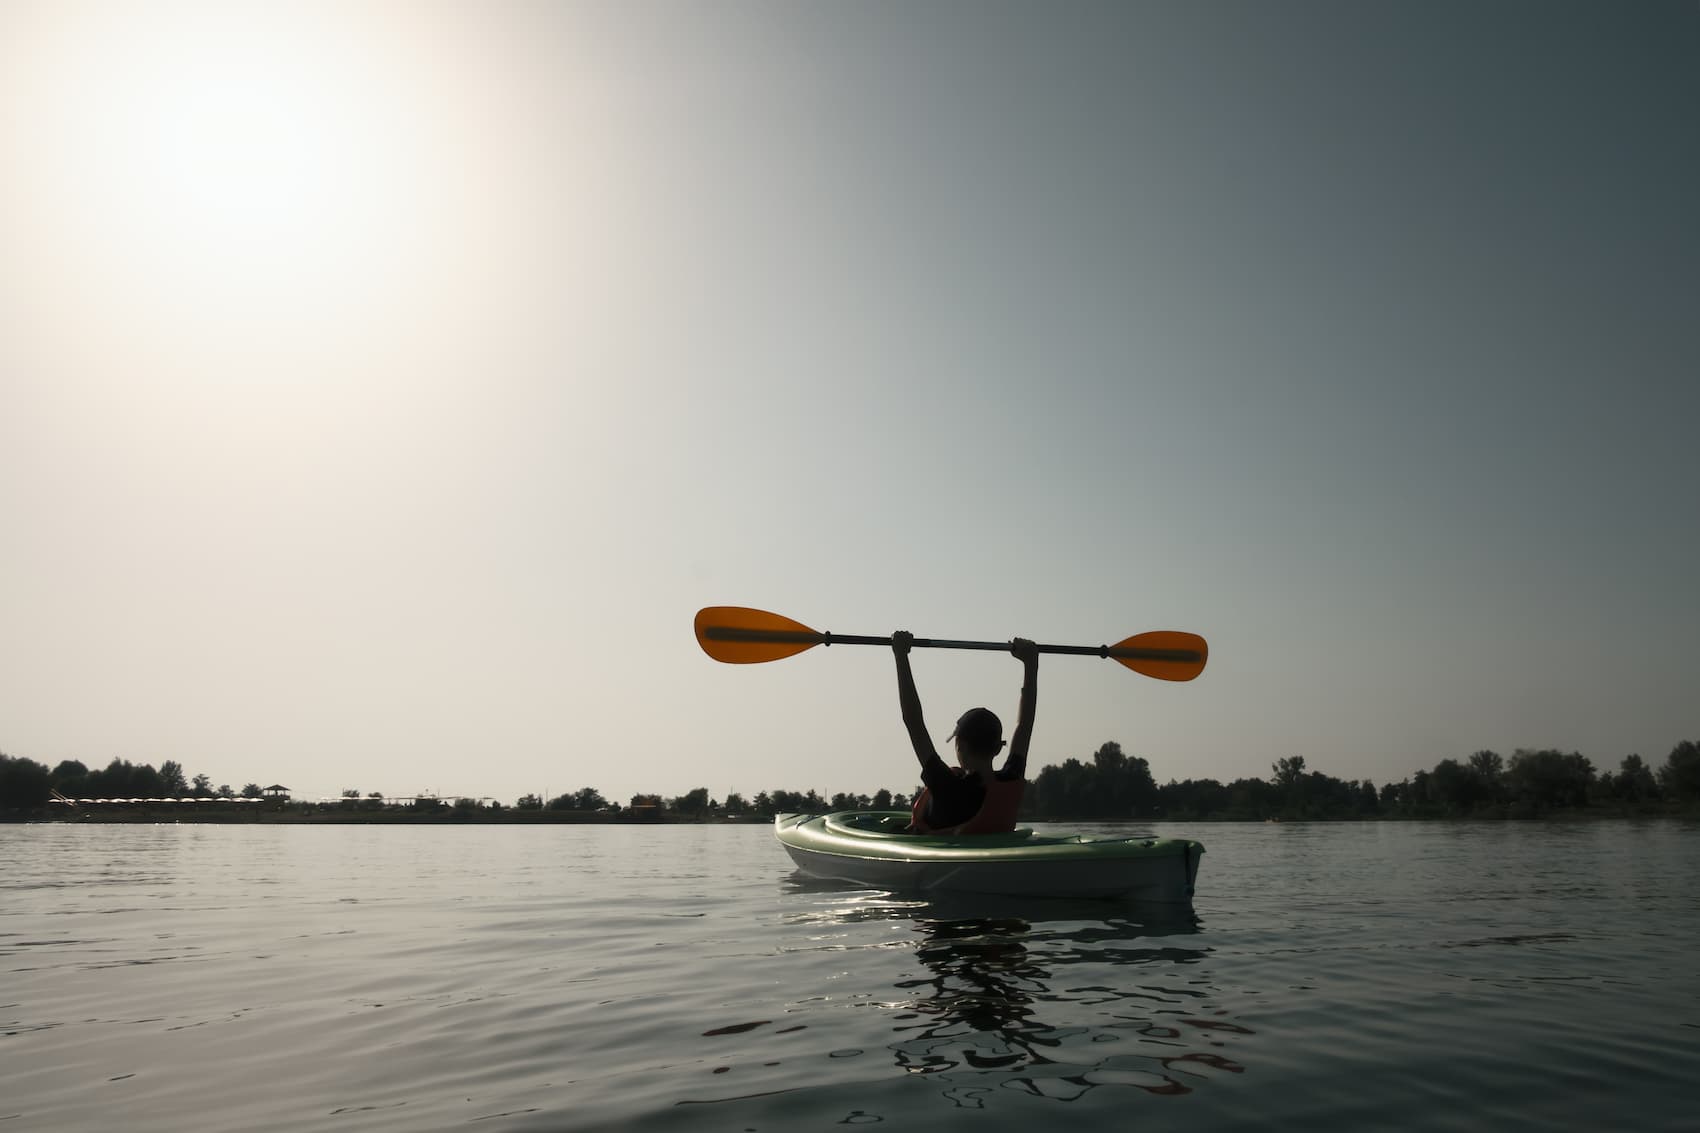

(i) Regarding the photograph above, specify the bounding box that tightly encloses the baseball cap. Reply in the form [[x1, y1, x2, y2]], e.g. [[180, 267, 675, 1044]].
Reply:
[[947, 707, 1003, 750]]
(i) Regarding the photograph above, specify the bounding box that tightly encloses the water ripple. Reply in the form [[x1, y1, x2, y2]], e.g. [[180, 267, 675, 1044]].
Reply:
[[2, 821, 1698, 1130]]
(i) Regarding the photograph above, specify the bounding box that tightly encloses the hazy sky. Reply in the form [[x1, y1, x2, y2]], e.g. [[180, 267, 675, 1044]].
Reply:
[[3, 1, 1695, 805]]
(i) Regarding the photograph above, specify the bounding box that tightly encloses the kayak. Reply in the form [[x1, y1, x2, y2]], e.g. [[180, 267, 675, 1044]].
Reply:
[[774, 811, 1203, 902]]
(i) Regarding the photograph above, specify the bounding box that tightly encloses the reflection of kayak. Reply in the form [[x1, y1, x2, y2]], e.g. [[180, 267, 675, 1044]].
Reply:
[[774, 812, 1203, 902]]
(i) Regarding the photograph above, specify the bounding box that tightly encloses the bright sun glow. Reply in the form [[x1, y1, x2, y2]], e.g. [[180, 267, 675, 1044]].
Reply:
[[126, 53, 355, 262], [53, 6, 419, 325]]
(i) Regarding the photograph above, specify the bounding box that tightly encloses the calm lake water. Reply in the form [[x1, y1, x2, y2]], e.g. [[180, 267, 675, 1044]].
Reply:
[[4, 820, 1697, 1131]]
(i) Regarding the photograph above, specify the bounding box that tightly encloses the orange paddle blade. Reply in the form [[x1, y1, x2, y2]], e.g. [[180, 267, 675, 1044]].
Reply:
[[1109, 631, 1208, 681], [695, 606, 825, 664]]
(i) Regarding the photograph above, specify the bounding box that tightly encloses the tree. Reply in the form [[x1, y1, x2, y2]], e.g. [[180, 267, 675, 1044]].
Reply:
[[1093, 742, 1157, 818], [1227, 777, 1277, 819], [1272, 755, 1306, 789], [159, 760, 189, 795], [1428, 758, 1485, 814], [1113, 750, 1159, 817], [516, 794, 543, 810], [871, 788, 893, 810], [1028, 757, 1088, 817], [0, 754, 53, 810], [1268, 755, 1311, 817], [1156, 778, 1231, 819], [674, 787, 711, 816], [1615, 755, 1659, 803], [546, 788, 608, 811], [133, 764, 165, 797], [1409, 769, 1433, 813], [84, 758, 154, 798], [1468, 750, 1504, 787], [191, 773, 213, 797], [1504, 749, 1595, 811], [243, 784, 264, 799], [1658, 740, 1700, 801], [1356, 780, 1379, 815], [51, 760, 90, 797], [1095, 742, 1128, 774], [1025, 745, 1158, 819]]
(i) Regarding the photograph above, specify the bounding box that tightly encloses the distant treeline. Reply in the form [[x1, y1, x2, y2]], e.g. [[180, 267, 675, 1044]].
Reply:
[[4, 740, 1698, 821], [0, 755, 267, 808], [1030, 741, 1700, 821]]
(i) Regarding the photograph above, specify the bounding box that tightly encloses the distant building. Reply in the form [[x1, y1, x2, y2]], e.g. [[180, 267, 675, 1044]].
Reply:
[[263, 784, 291, 802]]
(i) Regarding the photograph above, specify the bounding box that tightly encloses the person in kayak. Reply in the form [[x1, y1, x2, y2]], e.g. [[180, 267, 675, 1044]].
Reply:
[[892, 629, 1038, 834]]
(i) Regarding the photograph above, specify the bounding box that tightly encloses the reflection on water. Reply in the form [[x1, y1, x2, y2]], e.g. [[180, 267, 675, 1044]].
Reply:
[[783, 880, 1254, 1106]]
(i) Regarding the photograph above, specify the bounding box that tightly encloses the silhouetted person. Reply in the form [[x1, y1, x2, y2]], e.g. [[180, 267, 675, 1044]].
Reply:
[[892, 630, 1038, 833]]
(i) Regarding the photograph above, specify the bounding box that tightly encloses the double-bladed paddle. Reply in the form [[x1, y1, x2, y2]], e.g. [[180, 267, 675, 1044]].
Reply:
[[694, 606, 1207, 682]]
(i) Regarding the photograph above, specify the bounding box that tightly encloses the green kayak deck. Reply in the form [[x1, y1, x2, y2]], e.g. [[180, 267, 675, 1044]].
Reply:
[[775, 811, 1203, 902]]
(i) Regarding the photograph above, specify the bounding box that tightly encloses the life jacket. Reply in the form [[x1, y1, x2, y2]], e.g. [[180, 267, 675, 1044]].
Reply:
[[909, 770, 1026, 835]]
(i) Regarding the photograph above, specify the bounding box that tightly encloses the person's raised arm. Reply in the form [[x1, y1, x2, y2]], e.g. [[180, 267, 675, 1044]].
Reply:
[[892, 630, 938, 768], [1006, 638, 1039, 770]]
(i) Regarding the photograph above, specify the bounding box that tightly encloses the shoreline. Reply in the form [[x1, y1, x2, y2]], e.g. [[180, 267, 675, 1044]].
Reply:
[[6, 804, 1694, 825]]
